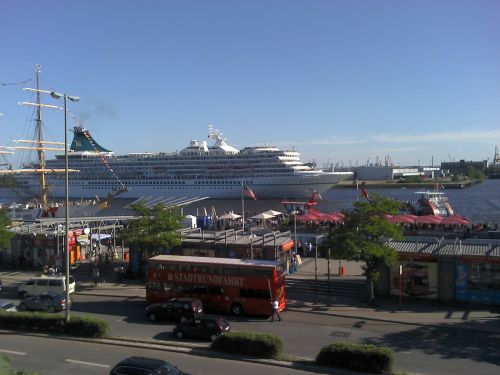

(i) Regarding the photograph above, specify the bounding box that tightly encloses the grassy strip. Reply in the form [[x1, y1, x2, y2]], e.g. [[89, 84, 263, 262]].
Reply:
[[0, 311, 110, 338]]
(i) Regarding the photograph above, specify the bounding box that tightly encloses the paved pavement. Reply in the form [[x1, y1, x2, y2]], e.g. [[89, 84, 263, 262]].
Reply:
[[2, 259, 499, 333]]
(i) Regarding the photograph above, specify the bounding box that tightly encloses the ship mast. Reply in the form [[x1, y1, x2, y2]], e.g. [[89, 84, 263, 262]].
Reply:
[[34, 65, 48, 207]]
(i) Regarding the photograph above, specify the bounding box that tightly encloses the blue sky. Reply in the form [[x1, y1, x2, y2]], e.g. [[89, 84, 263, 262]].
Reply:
[[1, 0, 499, 168]]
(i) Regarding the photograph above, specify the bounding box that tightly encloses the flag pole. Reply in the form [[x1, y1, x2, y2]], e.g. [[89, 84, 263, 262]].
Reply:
[[241, 182, 245, 233]]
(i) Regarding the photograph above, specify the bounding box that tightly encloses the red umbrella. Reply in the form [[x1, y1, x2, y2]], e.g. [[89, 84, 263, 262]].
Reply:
[[387, 214, 418, 224], [441, 215, 469, 225], [296, 213, 320, 222], [414, 215, 443, 225], [325, 213, 344, 223]]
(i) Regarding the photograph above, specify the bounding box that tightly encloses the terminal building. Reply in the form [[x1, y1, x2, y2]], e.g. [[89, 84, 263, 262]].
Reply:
[[440, 160, 488, 174], [336, 165, 445, 181], [378, 237, 500, 306]]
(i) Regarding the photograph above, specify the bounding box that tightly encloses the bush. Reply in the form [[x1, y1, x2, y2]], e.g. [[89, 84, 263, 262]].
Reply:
[[63, 315, 110, 337], [316, 341, 393, 374], [0, 311, 109, 338], [211, 331, 283, 359]]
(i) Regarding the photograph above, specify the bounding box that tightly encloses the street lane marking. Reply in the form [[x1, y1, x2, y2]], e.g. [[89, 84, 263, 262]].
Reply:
[[65, 359, 109, 368], [0, 349, 26, 356]]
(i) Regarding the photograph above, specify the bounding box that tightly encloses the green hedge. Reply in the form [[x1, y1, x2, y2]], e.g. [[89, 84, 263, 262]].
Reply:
[[0, 311, 110, 338], [316, 341, 394, 374], [211, 331, 283, 359]]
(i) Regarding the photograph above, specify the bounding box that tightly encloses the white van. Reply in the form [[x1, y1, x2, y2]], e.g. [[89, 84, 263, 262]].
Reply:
[[18, 275, 76, 298]]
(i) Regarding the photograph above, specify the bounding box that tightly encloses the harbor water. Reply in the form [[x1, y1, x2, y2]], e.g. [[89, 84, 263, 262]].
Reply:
[[2, 180, 500, 225], [182, 179, 500, 225]]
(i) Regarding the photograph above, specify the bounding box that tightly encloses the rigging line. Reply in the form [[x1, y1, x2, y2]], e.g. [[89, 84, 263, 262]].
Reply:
[[0, 79, 32, 87], [81, 128, 127, 190]]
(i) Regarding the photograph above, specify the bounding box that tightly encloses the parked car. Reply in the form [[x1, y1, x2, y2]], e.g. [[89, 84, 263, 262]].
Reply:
[[146, 298, 203, 323], [18, 275, 75, 298], [109, 356, 190, 375], [0, 299, 17, 312], [173, 315, 230, 342], [18, 292, 71, 313]]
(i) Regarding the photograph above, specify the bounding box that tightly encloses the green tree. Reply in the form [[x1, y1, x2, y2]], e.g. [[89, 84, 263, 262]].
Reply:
[[325, 194, 403, 303], [0, 209, 14, 250], [120, 203, 183, 256], [465, 166, 486, 181]]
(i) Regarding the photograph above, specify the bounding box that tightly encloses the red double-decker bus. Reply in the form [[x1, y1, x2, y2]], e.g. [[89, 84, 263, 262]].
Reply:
[[146, 255, 286, 316]]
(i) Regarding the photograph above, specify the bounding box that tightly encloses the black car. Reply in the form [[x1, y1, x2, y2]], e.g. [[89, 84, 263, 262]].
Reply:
[[18, 292, 70, 313], [109, 356, 190, 375], [173, 315, 230, 342], [146, 298, 203, 323]]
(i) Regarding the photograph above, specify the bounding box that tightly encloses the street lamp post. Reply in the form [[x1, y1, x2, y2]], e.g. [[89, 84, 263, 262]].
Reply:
[[293, 204, 298, 254], [50, 91, 79, 323]]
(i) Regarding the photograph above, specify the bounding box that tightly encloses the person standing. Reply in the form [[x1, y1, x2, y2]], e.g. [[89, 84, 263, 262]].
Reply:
[[270, 299, 282, 322]]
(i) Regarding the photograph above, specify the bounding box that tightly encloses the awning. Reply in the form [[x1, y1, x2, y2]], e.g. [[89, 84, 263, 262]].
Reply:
[[91, 233, 112, 241], [76, 236, 90, 245]]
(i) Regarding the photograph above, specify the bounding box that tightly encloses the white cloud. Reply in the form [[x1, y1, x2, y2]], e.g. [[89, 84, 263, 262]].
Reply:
[[277, 136, 365, 146], [364, 145, 426, 154], [371, 129, 500, 143]]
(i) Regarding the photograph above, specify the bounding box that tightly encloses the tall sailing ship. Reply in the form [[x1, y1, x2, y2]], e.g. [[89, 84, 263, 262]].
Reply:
[[0, 65, 125, 220], [16, 125, 352, 200]]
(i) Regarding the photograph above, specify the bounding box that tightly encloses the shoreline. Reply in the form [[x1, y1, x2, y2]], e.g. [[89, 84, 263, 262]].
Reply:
[[333, 179, 482, 189]]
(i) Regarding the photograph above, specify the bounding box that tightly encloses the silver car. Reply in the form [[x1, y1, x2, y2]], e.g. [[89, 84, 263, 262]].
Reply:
[[18, 292, 71, 313], [0, 299, 18, 312]]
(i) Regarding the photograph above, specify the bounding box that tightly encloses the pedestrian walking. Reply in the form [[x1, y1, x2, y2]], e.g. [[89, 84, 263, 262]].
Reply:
[[270, 299, 282, 322]]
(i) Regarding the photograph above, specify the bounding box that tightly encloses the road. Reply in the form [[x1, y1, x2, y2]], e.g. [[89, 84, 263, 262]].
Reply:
[[68, 294, 500, 375], [1, 290, 499, 375], [0, 334, 318, 375]]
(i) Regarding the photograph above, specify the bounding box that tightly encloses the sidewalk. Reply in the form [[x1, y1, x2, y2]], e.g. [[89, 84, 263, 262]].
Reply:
[[287, 257, 500, 332], [2, 265, 500, 334]]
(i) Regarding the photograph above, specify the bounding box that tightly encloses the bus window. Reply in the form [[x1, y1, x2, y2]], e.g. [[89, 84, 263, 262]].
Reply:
[[255, 269, 273, 278], [208, 286, 223, 296], [223, 267, 239, 275], [239, 268, 256, 276], [241, 288, 270, 299], [149, 263, 161, 270], [193, 285, 208, 295], [177, 285, 193, 293]]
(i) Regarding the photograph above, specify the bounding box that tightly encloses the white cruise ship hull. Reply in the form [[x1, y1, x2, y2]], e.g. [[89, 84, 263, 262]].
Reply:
[[25, 172, 352, 200]]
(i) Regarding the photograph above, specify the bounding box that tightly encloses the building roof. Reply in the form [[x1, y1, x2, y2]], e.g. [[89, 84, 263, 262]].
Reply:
[[180, 228, 293, 249], [386, 237, 500, 259]]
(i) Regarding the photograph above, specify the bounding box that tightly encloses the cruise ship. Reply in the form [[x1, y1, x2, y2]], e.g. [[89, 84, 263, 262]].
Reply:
[[16, 126, 352, 200]]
